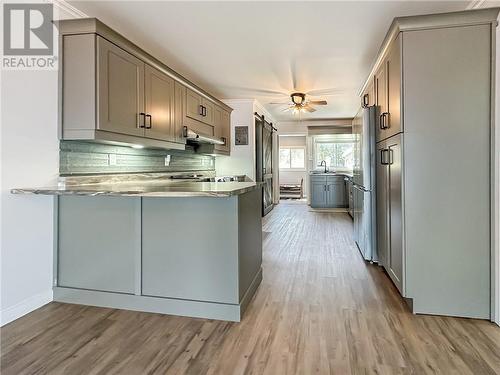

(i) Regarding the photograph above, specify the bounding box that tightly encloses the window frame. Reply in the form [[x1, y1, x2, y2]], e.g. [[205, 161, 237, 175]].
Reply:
[[279, 146, 306, 171], [313, 135, 355, 172]]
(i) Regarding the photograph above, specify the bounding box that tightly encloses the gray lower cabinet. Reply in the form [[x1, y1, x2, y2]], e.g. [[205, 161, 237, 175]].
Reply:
[[55, 190, 263, 322], [310, 175, 347, 208], [141, 197, 240, 304], [310, 177, 327, 207], [58, 196, 140, 294]]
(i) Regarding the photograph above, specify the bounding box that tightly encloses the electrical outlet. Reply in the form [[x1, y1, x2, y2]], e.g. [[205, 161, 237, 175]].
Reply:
[[108, 153, 117, 166], [164, 155, 171, 166]]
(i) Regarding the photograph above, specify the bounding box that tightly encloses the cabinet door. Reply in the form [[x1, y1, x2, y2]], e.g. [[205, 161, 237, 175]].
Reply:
[[376, 142, 389, 269], [202, 98, 215, 126], [97, 36, 145, 137], [173, 81, 187, 143], [221, 110, 231, 153], [58, 196, 140, 294], [375, 62, 387, 142], [387, 138, 404, 294], [361, 78, 376, 108], [186, 88, 204, 122], [327, 177, 346, 207], [386, 34, 402, 139], [144, 65, 175, 142], [214, 107, 231, 153], [310, 182, 327, 208]]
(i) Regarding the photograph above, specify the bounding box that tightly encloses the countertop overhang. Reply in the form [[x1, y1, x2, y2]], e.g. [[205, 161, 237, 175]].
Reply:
[[11, 181, 262, 198]]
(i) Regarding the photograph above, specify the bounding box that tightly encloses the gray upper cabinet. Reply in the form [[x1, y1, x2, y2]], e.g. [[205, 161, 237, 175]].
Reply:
[[201, 98, 215, 126], [214, 106, 231, 154], [59, 18, 231, 152], [374, 60, 387, 142], [173, 82, 187, 143], [185, 89, 216, 127], [144, 64, 175, 142], [186, 88, 204, 122], [375, 34, 402, 142], [361, 77, 375, 108], [97, 36, 145, 137], [386, 35, 402, 139]]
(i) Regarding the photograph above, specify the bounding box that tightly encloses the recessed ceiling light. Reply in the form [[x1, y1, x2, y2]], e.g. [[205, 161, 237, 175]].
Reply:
[[131, 144, 144, 149]]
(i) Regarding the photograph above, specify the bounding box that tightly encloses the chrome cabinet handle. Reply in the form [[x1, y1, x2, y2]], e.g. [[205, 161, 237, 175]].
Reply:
[[199, 105, 204, 116], [145, 114, 152, 129]]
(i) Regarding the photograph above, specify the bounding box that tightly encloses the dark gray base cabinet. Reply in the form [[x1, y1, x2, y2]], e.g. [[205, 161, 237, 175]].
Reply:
[[55, 190, 263, 322], [310, 175, 347, 208]]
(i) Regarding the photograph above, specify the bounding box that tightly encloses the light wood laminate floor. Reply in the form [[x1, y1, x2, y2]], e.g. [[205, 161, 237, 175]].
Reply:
[[2, 202, 499, 374]]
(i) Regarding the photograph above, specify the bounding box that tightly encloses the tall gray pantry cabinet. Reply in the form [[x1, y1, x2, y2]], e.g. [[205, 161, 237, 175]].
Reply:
[[361, 8, 498, 319]]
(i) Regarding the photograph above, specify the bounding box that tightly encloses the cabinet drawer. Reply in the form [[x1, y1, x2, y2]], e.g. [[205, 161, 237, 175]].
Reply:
[[326, 176, 344, 184], [310, 175, 327, 183], [184, 116, 214, 137]]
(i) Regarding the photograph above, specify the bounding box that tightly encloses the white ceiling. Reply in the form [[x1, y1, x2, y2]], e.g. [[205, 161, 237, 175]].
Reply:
[[69, 1, 478, 121]]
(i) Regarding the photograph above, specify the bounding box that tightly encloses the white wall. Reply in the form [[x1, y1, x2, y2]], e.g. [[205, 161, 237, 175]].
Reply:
[[0, 3, 80, 326], [215, 99, 276, 183]]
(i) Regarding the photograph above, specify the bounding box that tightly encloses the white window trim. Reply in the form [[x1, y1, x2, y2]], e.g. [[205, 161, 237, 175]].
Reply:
[[312, 137, 355, 171]]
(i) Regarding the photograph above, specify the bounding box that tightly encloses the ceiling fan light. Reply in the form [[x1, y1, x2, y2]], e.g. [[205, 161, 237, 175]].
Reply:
[[291, 93, 305, 105]]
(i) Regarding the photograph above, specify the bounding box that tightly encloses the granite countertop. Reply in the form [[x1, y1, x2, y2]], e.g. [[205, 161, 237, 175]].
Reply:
[[11, 173, 262, 197]]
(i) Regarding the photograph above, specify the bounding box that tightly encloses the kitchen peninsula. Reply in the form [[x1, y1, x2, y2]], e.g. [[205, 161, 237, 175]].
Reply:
[[13, 175, 263, 322]]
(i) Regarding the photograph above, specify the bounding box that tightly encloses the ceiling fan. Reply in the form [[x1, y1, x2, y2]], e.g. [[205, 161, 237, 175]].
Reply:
[[269, 92, 328, 114]]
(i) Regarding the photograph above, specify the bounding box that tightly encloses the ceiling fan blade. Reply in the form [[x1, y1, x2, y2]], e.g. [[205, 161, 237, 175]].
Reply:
[[269, 101, 291, 105], [309, 100, 328, 105], [220, 86, 289, 97], [282, 106, 294, 112], [306, 88, 344, 96], [290, 59, 297, 91], [303, 106, 316, 113]]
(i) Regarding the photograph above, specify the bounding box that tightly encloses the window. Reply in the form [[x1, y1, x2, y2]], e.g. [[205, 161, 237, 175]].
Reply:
[[279, 147, 305, 169], [314, 134, 355, 171]]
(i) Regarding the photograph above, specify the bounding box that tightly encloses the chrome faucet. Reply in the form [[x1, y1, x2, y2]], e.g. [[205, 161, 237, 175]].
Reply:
[[320, 160, 328, 173]]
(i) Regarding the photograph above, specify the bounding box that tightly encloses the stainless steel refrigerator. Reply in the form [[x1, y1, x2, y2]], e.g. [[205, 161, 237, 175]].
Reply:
[[352, 106, 377, 262]]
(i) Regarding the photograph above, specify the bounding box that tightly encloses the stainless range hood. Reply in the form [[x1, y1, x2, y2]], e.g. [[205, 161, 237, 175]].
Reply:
[[182, 126, 225, 145]]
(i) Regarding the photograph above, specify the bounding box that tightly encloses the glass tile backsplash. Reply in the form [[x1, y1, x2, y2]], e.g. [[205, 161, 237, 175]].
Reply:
[[60, 141, 215, 175]]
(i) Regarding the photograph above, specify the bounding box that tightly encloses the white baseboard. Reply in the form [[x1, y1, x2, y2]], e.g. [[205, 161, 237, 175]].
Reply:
[[0, 290, 53, 327]]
